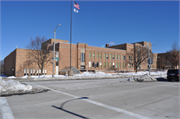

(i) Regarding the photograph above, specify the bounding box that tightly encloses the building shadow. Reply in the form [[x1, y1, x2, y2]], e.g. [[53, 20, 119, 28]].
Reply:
[[52, 97, 89, 119]]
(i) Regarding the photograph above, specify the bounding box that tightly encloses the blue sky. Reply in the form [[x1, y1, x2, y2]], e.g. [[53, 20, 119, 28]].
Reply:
[[0, 1, 179, 60]]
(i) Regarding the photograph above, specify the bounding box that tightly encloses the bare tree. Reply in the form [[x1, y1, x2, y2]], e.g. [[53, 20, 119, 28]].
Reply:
[[127, 45, 154, 73], [26, 36, 53, 75], [165, 41, 179, 69]]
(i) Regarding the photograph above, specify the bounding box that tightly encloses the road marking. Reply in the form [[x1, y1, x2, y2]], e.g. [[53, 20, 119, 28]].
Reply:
[[0, 97, 15, 119], [37, 85, 150, 119]]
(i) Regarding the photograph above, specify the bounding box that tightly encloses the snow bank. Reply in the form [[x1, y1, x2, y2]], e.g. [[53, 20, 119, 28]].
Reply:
[[127, 74, 157, 82], [7, 76, 16, 78], [4, 71, 167, 81], [0, 79, 32, 92]]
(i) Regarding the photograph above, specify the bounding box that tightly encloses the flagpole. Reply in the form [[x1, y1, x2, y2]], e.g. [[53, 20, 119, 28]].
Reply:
[[70, 0, 72, 70]]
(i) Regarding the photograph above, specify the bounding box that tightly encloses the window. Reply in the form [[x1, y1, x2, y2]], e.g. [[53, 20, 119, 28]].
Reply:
[[27, 69, 29, 75], [129, 56, 133, 61], [97, 62, 99, 67], [119, 55, 120, 60], [24, 69, 26, 76], [119, 63, 121, 68], [97, 53, 99, 59], [56, 60, 59, 66], [128, 63, 133, 68], [124, 56, 126, 60], [122, 63, 123, 68], [124, 63, 126, 68], [116, 63, 118, 68], [89, 61, 91, 67], [110, 62, 112, 67], [39, 69, 41, 75], [100, 62, 102, 67], [45, 69, 47, 75], [104, 54, 106, 59], [106, 62, 109, 68], [122, 55, 123, 60], [110, 54, 112, 59], [100, 53, 102, 59], [104, 62, 106, 68], [33, 69, 35, 75], [92, 53, 95, 59], [116, 55, 118, 60], [36, 69, 38, 75], [92, 62, 94, 67], [113, 54, 115, 59], [89, 52, 91, 58], [30, 69, 32, 75], [106, 54, 108, 59], [81, 53, 85, 62]]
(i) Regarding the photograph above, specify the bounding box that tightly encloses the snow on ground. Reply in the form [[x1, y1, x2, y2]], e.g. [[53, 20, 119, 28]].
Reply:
[[0, 78, 32, 94], [0, 71, 167, 95], [1, 71, 167, 80]]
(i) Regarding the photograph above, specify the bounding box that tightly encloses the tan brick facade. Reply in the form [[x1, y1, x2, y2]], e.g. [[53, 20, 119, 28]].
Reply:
[[4, 39, 171, 77]]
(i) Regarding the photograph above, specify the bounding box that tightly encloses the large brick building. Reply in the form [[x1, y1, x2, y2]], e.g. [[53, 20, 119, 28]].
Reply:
[[4, 39, 172, 77]]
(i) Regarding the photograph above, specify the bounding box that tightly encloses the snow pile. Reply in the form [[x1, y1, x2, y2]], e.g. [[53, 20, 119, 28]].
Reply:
[[113, 71, 167, 76], [127, 74, 157, 82], [3, 71, 167, 81], [0, 79, 32, 93], [73, 71, 113, 79], [7, 76, 16, 78], [20, 75, 65, 79]]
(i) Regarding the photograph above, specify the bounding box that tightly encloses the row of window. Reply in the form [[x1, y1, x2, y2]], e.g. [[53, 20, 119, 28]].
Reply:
[[88, 53, 135, 61], [89, 52, 129, 60], [157, 61, 168, 65], [88, 61, 134, 68], [23, 69, 47, 75]]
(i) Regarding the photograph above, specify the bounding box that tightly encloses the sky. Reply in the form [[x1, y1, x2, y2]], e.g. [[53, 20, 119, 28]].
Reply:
[[0, 0, 179, 60]]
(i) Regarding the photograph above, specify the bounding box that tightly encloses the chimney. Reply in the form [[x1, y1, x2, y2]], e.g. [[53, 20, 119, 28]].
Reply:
[[106, 44, 109, 47]]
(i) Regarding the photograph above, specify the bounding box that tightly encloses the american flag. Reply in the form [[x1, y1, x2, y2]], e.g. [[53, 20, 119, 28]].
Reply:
[[74, 1, 80, 10]]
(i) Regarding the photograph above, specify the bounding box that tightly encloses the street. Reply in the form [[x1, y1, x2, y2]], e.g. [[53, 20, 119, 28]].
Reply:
[[2, 78, 180, 119]]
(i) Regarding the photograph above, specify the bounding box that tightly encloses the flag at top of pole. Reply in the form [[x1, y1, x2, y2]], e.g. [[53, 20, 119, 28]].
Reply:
[[74, 1, 80, 9], [74, 1, 80, 13]]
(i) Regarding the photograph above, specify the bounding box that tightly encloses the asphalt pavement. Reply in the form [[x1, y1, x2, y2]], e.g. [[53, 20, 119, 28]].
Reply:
[[1, 78, 180, 119]]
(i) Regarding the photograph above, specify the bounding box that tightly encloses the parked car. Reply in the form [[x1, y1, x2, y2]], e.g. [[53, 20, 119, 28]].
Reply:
[[167, 69, 179, 81]]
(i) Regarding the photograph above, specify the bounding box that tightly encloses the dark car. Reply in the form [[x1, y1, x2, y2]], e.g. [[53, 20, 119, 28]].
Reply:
[[167, 69, 179, 81]]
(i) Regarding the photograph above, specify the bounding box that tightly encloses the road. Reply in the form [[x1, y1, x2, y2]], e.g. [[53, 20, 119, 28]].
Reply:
[[2, 78, 180, 119]]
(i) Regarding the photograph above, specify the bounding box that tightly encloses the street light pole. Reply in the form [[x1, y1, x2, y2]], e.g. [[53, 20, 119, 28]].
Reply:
[[52, 24, 61, 77], [148, 45, 150, 75], [148, 44, 156, 75]]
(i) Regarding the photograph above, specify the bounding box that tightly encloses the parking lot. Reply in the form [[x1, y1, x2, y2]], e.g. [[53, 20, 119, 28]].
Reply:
[[1, 78, 180, 119]]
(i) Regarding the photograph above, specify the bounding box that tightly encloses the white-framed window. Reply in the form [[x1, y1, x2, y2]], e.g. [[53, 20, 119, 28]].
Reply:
[[30, 69, 32, 75], [81, 53, 85, 62], [89, 61, 91, 67], [24, 69, 26, 75], [39, 69, 41, 75], [36, 69, 39, 75], [45, 69, 47, 75], [33, 69, 35, 75], [27, 69, 29, 75]]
